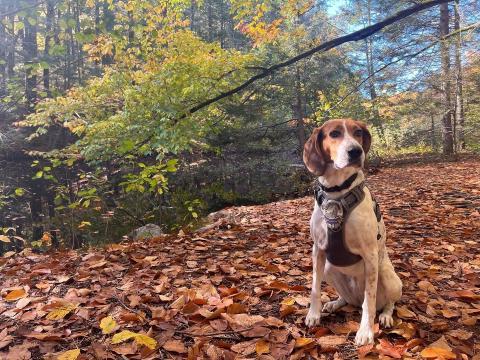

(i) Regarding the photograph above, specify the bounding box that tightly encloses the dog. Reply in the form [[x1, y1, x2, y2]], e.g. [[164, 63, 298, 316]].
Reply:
[[303, 118, 402, 346]]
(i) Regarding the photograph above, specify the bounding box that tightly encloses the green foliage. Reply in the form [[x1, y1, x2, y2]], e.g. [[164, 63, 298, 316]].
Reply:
[[120, 160, 177, 194]]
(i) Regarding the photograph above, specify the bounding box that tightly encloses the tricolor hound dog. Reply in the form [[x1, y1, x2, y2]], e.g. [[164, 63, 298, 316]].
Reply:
[[303, 118, 402, 346]]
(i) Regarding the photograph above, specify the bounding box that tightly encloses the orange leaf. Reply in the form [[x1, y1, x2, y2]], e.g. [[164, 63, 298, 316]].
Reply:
[[255, 339, 270, 355], [420, 347, 456, 359], [4, 288, 27, 301], [294, 337, 314, 348]]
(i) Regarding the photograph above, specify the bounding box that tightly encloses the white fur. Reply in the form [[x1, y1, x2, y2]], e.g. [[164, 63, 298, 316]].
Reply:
[[305, 122, 402, 346]]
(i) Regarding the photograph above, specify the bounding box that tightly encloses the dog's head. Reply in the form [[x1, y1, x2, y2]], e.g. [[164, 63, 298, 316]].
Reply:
[[303, 119, 371, 176]]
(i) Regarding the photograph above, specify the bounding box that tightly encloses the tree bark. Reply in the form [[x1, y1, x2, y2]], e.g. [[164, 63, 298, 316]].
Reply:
[[43, 0, 54, 97], [23, 3, 38, 111], [439, 3, 454, 154], [293, 67, 306, 150], [0, 4, 6, 98], [453, 0, 465, 150]]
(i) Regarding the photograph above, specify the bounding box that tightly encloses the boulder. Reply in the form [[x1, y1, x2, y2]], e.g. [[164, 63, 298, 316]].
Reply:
[[129, 223, 163, 240]]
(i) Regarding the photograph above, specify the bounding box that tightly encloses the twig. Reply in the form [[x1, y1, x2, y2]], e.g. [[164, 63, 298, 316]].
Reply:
[[113, 293, 148, 322], [176, 326, 254, 337]]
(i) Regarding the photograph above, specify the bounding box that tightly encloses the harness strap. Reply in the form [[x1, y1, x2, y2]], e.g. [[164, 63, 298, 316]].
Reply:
[[314, 180, 382, 267]]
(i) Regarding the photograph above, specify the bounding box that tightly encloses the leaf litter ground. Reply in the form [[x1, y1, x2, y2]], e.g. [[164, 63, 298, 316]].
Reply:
[[0, 160, 479, 359]]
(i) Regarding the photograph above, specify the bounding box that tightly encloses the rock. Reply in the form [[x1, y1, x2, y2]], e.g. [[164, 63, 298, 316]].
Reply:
[[129, 224, 163, 240]]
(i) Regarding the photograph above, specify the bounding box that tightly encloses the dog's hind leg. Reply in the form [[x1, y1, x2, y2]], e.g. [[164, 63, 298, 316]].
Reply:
[[379, 301, 395, 327], [377, 256, 402, 328], [323, 297, 347, 313]]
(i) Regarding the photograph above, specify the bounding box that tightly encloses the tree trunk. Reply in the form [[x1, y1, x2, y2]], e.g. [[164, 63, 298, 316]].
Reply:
[[30, 183, 44, 242], [364, 0, 384, 137], [431, 114, 436, 150], [6, 8, 16, 81], [439, 3, 454, 154], [102, 0, 115, 65], [453, 0, 465, 150], [293, 67, 306, 150], [43, 0, 54, 97], [207, 0, 213, 42], [23, 4, 38, 111], [0, 4, 6, 98]]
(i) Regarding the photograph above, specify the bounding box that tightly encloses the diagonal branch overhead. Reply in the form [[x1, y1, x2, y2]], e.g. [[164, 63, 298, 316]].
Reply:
[[185, 0, 452, 117]]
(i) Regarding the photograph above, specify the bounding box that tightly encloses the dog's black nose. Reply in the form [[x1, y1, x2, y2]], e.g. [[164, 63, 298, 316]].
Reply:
[[348, 147, 363, 160]]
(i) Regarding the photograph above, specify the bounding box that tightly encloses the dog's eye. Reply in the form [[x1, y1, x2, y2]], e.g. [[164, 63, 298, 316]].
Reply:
[[330, 130, 341, 138], [353, 129, 363, 137]]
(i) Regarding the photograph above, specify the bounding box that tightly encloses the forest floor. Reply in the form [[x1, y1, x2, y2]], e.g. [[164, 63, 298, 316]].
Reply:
[[1, 160, 480, 359]]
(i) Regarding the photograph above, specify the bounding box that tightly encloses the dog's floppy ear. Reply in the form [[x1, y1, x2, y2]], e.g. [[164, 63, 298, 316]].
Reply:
[[303, 127, 327, 176], [357, 121, 372, 155]]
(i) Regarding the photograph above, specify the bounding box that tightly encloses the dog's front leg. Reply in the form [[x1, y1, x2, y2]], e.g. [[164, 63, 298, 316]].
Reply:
[[305, 243, 326, 327], [355, 252, 378, 345]]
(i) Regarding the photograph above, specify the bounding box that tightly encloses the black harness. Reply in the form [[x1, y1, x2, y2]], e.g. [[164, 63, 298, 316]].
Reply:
[[314, 173, 382, 267]]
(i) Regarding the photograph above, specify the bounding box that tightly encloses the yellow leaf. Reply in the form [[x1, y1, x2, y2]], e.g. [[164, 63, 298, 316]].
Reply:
[[99, 316, 117, 334], [295, 337, 314, 348], [280, 297, 295, 306], [134, 334, 158, 350], [46, 302, 77, 320], [0, 235, 11, 243], [255, 339, 270, 355], [111, 330, 157, 349], [5, 288, 26, 301], [420, 347, 456, 359], [111, 330, 137, 344], [57, 349, 80, 360]]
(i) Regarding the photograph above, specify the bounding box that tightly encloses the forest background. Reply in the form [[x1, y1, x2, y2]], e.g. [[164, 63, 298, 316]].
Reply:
[[0, 0, 479, 249]]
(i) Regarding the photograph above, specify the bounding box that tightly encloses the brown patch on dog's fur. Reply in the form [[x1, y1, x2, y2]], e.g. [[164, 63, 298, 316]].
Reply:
[[303, 119, 371, 175]]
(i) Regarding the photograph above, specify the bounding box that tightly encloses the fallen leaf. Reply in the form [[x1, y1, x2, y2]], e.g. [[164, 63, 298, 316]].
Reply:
[[441, 308, 460, 318], [4, 288, 27, 301], [256, 339, 270, 355], [357, 343, 374, 358], [389, 322, 416, 340], [446, 290, 480, 301], [376, 338, 405, 359], [420, 347, 456, 359], [46, 302, 77, 320], [57, 349, 80, 360], [99, 316, 117, 334], [134, 334, 157, 350], [396, 306, 416, 319], [328, 321, 359, 335], [316, 335, 346, 351], [294, 337, 314, 348], [230, 339, 257, 356], [163, 339, 187, 353], [111, 330, 138, 345], [447, 329, 473, 340]]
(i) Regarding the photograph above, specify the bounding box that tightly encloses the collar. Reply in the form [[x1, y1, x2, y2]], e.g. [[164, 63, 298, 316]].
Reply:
[[318, 172, 358, 193]]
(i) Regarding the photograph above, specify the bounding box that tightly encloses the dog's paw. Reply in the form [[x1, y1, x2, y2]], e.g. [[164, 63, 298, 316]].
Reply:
[[305, 308, 322, 327], [379, 312, 394, 328], [322, 300, 343, 313], [355, 324, 375, 346]]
